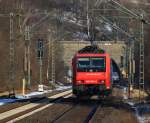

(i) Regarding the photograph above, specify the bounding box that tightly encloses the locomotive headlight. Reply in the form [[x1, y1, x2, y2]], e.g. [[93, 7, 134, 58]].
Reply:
[[77, 80, 84, 83], [106, 86, 110, 89], [77, 80, 81, 83], [100, 80, 105, 84]]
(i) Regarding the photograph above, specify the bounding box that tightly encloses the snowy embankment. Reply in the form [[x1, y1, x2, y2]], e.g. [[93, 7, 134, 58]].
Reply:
[[120, 86, 150, 123], [134, 105, 150, 123], [0, 98, 22, 106], [0, 85, 71, 106]]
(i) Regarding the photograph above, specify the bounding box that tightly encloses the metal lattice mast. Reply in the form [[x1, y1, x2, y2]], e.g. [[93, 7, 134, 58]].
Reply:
[[102, 0, 147, 100], [128, 38, 135, 98], [131, 40, 135, 86], [39, 48, 43, 84], [24, 26, 31, 86], [17, 0, 23, 34], [27, 26, 31, 86], [87, 0, 90, 40], [139, 13, 145, 100], [51, 39, 55, 83], [47, 33, 51, 81], [9, 13, 15, 91]]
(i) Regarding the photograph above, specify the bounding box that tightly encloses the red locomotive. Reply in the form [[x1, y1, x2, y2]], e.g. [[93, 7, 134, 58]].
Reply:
[[72, 45, 112, 96]]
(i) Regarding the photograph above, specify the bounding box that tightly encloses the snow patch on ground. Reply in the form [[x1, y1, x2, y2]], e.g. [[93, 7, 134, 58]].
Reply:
[[16, 85, 71, 99], [121, 86, 128, 100], [16, 91, 50, 99], [0, 85, 71, 106], [125, 98, 150, 123], [55, 85, 71, 91], [120, 86, 150, 123], [73, 32, 88, 40], [127, 102, 150, 123], [127, 102, 135, 106], [125, 100, 150, 123], [135, 105, 150, 123], [0, 102, 4, 106], [0, 98, 22, 106]]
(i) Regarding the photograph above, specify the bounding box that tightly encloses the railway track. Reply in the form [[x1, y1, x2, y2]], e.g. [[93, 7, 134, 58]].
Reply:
[[54, 96, 101, 123], [0, 90, 138, 123], [0, 90, 72, 123], [0, 89, 70, 114], [15, 95, 102, 123]]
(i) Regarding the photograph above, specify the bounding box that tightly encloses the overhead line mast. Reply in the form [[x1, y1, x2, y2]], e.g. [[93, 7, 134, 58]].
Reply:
[[93, 0, 149, 100], [139, 13, 145, 100], [9, 12, 15, 96], [87, 0, 90, 43], [107, 0, 149, 100]]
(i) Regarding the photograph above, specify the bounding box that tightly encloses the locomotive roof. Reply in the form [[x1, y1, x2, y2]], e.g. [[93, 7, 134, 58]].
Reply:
[[78, 45, 105, 54]]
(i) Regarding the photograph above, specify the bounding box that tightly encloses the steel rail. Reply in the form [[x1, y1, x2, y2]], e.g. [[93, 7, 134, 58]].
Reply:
[[6, 94, 72, 123], [0, 90, 71, 122]]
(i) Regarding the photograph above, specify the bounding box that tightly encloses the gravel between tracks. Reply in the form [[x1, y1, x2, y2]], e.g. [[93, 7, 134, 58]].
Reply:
[[15, 96, 100, 123], [91, 106, 138, 123], [15, 96, 75, 123], [54, 105, 93, 123]]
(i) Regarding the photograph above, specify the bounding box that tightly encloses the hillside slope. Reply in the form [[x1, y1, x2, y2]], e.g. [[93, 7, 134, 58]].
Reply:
[[0, 0, 149, 92]]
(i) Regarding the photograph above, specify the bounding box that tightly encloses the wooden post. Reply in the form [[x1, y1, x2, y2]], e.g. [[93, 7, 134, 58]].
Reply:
[[22, 78, 26, 95]]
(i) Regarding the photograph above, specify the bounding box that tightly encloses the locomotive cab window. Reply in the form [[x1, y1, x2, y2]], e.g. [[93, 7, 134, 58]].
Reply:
[[91, 57, 105, 68], [77, 57, 106, 72], [78, 58, 90, 68]]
